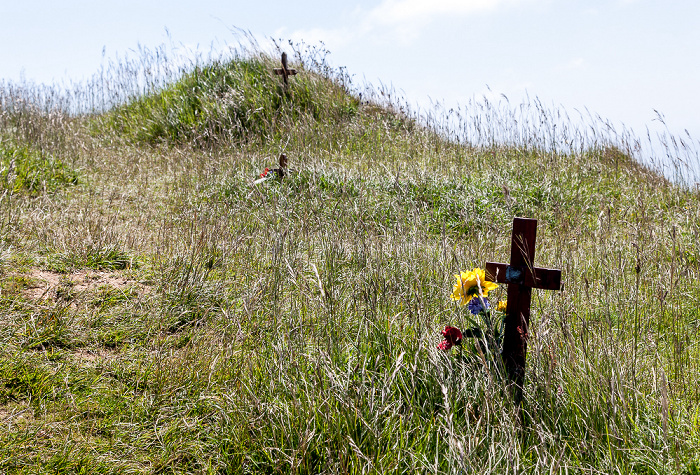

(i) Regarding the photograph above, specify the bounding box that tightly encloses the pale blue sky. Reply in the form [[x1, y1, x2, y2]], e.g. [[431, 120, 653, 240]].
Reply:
[[2, 0, 699, 157]]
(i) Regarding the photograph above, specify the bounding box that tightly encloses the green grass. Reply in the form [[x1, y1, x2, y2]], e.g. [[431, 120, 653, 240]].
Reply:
[[47, 244, 134, 273], [99, 53, 360, 148], [0, 142, 78, 195], [0, 41, 699, 473]]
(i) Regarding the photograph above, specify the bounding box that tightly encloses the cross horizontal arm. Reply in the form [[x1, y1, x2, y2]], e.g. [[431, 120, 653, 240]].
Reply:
[[273, 68, 297, 75], [485, 262, 562, 291]]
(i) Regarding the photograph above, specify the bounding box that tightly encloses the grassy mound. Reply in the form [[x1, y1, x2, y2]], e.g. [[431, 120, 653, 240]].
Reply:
[[0, 44, 699, 473], [101, 55, 362, 147]]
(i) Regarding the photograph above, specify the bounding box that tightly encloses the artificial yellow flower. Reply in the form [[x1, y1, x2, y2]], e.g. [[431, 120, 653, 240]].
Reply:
[[451, 268, 498, 306], [496, 300, 508, 312]]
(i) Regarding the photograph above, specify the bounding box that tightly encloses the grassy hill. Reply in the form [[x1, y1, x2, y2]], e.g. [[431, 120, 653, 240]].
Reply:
[[1, 43, 699, 474]]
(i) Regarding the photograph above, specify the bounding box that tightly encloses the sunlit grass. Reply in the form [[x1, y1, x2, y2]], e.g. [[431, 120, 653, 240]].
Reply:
[[0, 142, 78, 195], [0, 38, 699, 473]]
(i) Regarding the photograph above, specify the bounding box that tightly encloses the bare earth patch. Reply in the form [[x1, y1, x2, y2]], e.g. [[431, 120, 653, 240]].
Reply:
[[0, 404, 33, 426], [72, 348, 117, 362], [22, 268, 149, 302]]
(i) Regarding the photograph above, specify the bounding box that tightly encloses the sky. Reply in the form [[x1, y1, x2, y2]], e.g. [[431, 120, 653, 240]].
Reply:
[[2, 0, 699, 171]]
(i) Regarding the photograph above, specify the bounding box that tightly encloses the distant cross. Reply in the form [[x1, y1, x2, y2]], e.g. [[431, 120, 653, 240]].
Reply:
[[485, 217, 562, 403], [273, 52, 297, 85], [253, 153, 289, 185]]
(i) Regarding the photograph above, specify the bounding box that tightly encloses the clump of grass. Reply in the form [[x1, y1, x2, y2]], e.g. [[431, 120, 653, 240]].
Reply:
[[21, 306, 77, 351], [47, 244, 134, 272], [0, 142, 78, 195], [0, 358, 53, 404]]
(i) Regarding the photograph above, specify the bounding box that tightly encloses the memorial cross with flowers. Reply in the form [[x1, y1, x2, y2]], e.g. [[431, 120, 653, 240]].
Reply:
[[253, 153, 289, 185], [485, 217, 561, 401]]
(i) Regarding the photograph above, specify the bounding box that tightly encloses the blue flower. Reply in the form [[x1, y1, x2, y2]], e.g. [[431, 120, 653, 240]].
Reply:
[[468, 296, 490, 315]]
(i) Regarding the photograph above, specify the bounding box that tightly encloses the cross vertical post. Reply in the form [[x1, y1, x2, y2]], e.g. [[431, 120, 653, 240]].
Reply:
[[485, 217, 562, 403]]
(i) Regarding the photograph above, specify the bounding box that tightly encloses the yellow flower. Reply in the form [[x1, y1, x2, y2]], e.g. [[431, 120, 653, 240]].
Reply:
[[496, 300, 508, 312], [451, 268, 498, 306]]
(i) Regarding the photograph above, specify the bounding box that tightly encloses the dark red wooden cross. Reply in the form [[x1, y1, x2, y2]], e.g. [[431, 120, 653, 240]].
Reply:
[[273, 52, 297, 85], [485, 217, 562, 402]]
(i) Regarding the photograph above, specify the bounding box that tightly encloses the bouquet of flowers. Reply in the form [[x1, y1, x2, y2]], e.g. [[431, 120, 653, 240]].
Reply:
[[438, 268, 507, 356]]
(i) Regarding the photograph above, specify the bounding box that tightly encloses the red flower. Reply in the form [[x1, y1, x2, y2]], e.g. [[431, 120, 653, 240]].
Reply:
[[438, 326, 463, 351], [437, 340, 452, 350], [260, 167, 270, 178]]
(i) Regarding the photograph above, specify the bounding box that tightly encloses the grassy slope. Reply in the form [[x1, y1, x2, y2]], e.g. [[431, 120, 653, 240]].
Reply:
[[1, 49, 699, 474]]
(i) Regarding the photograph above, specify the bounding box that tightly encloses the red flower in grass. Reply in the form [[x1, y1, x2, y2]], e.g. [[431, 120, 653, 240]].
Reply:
[[260, 167, 270, 178], [438, 326, 463, 351]]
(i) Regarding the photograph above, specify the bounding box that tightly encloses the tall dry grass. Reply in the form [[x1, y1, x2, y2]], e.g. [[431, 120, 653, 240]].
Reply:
[[0, 37, 698, 473]]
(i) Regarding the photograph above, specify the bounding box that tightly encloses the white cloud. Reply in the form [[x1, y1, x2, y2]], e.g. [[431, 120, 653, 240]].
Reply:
[[281, 0, 527, 49], [275, 27, 354, 52], [367, 0, 504, 27], [565, 57, 585, 70], [363, 0, 531, 40]]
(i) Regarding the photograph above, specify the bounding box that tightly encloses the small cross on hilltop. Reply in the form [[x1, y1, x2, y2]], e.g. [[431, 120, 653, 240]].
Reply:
[[273, 52, 297, 85]]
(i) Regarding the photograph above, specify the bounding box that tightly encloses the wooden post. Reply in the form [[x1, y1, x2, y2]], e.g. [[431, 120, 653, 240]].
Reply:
[[485, 218, 562, 403], [273, 52, 297, 86]]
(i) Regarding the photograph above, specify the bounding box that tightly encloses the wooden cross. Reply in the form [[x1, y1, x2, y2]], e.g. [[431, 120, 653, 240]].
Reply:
[[273, 52, 297, 85], [485, 217, 562, 402]]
